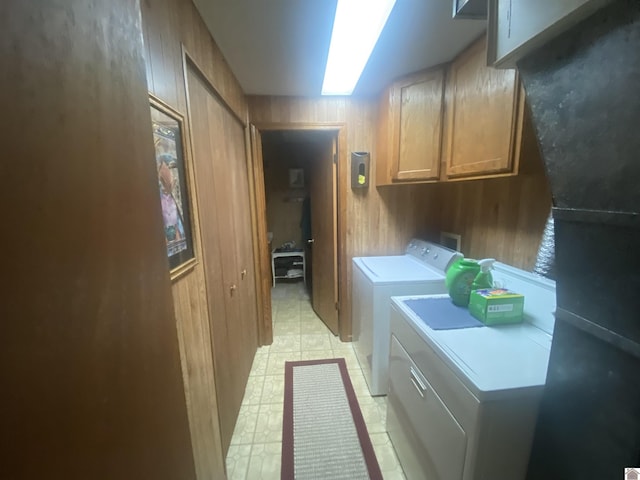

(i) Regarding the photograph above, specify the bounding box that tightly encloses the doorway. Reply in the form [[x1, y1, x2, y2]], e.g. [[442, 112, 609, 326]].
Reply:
[[252, 126, 342, 337]]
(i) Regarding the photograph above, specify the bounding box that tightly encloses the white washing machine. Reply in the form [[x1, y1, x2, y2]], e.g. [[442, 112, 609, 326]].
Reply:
[[351, 239, 462, 396]]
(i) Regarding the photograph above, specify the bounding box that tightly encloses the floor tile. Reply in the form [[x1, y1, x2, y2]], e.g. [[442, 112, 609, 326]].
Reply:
[[266, 351, 300, 375], [249, 353, 268, 377], [225, 443, 252, 480], [242, 375, 264, 405], [269, 335, 301, 353], [369, 433, 406, 479], [272, 321, 300, 336], [260, 375, 286, 405], [360, 401, 387, 434], [246, 442, 282, 480], [299, 309, 319, 321], [226, 282, 405, 478], [300, 333, 333, 351], [254, 403, 284, 443], [230, 404, 260, 445], [299, 349, 335, 361], [275, 304, 300, 321], [339, 348, 363, 372], [300, 319, 333, 335], [329, 334, 353, 350]]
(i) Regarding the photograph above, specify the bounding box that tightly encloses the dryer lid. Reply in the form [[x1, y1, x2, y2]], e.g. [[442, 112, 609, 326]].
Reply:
[[358, 255, 444, 282]]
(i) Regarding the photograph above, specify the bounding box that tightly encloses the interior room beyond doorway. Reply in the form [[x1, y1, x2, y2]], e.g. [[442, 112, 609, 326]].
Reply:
[[261, 129, 339, 335]]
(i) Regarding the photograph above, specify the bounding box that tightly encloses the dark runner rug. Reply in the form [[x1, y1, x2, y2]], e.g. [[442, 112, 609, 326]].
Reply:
[[281, 358, 383, 480]]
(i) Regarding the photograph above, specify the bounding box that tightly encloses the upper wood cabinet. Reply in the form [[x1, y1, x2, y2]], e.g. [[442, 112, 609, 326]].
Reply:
[[376, 66, 446, 185], [443, 36, 524, 179], [376, 36, 526, 186]]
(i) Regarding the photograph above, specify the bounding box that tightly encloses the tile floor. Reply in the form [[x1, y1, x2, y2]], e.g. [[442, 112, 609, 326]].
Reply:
[[225, 281, 406, 480]]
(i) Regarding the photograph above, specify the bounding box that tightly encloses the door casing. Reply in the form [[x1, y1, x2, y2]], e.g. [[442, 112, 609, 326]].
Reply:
[[250, 123, 349, 342]]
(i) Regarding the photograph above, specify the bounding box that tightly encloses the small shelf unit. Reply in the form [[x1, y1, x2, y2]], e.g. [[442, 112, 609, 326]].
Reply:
[[271, 249, 306, 287]]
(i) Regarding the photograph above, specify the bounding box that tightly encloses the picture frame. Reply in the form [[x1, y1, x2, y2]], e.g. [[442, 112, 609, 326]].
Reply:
[[289, 168, 304, 188], [149, 94, 196, 280]]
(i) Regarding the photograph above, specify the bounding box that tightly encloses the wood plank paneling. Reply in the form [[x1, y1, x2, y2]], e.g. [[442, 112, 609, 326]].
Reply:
[[141, 0, 253, 477], [262, 139, 313, 249], [249, 96, 551, 337], [249, 96, 442, 340], [1, 1, 195, 478], [142, 0, 247, 120], [436, 108, 552, 270], [171, 269, 225, 478]]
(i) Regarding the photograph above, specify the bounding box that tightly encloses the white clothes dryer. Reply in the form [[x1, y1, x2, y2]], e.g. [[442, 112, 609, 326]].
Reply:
[[351, 239, 461, 396]]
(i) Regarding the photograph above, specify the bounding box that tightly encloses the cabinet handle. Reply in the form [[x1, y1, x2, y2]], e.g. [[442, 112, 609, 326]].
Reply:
[[229, 284, 237, 296], [241, 269, 247, 279], [410, 366, 427, 398]]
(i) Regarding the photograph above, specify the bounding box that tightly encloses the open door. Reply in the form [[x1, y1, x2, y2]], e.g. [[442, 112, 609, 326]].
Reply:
[[249, 125, 273, 345], [308, 135, 339, 335]]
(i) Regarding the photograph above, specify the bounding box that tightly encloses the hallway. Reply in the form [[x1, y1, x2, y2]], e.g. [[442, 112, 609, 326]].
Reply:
[[225, 282, 406, 479]]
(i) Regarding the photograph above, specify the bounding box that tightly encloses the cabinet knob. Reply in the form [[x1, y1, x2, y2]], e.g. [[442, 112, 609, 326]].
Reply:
[[307, 239, 315, 244], [241, 269, 247, 279], [229, 284, 237, 296]]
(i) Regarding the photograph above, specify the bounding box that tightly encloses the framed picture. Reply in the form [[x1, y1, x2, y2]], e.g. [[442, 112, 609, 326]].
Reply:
[[289, 168, 304, 188], [149, 94, 196, 279]]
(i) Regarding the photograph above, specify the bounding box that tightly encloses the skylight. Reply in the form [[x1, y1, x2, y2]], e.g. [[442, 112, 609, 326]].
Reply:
[[321, 0, 397, 96]]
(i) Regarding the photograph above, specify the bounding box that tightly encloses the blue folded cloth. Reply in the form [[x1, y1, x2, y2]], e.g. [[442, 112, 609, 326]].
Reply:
[[403, 297, 485, 330]]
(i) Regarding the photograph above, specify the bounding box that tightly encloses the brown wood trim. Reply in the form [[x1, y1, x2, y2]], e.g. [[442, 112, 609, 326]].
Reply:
[[252, 122, 344, 131], [509, 82, 526, 177], [336, 127, 350, 341], [248, 125, 273, 345], [250, 122, 350, 341], [244, 125, 266, 347]]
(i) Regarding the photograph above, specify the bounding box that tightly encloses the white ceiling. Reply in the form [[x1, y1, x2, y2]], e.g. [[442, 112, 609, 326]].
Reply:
[[192, 0, 487, 97]]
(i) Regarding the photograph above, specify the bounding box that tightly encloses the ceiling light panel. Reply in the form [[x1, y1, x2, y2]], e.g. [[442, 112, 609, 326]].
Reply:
[[321, 0, 397, 95]]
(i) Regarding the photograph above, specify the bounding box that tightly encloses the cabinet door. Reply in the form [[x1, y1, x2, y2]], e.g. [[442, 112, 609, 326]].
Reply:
[[376, 67, 445, 186], [445, 36, 521, 178], [394, 68, 445, 181]]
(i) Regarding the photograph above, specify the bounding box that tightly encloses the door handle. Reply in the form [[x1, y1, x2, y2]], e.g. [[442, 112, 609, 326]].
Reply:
[[241, 269, 247, 279], [409, 366, 427, 398], [229, 284, 237, 297], [307, 239, 315, 244]]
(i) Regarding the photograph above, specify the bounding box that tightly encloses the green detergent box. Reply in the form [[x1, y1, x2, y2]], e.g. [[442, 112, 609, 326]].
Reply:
[[469, 288, 525, 325]]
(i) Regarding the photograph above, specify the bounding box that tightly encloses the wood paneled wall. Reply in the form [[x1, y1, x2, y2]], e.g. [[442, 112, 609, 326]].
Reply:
[[249, 96, 441, 339], [141, 0, 251, 477], [249, 97, 552, 338], [142, 0, 247, 120], [263, 139, 315, 249], [1, 1, 195, 478], [434, 110, 553, 270]]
